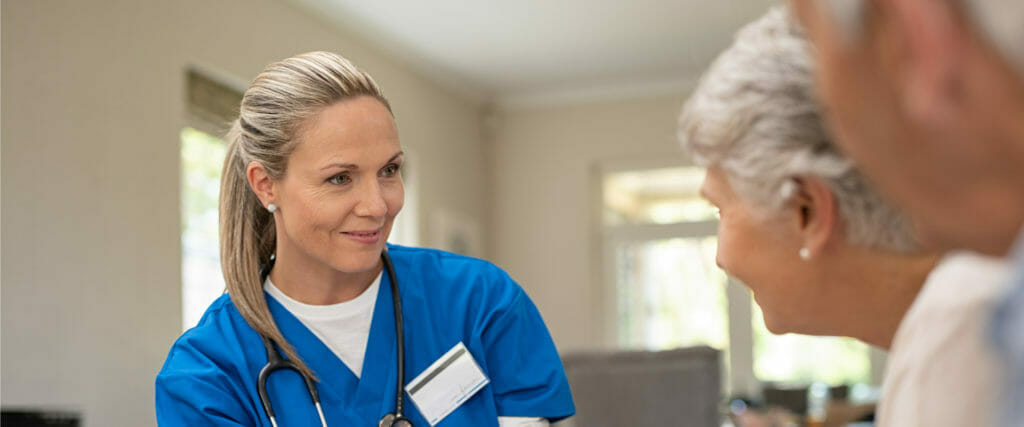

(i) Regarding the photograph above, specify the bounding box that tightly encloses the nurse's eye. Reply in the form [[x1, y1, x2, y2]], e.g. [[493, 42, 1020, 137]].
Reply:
[[380, 163, 401, 177], [327, 173, 351, 185]]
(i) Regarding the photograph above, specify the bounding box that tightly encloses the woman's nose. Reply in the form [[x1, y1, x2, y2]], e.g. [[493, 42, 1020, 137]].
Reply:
[[354, 181, 388, 217]]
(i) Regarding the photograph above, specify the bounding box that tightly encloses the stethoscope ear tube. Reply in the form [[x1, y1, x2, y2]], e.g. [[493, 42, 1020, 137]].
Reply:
[[382, 250, 407, 419], [259, 335, 328, 427], [257, 250, 410, 427], [257, 337, 279, 423]]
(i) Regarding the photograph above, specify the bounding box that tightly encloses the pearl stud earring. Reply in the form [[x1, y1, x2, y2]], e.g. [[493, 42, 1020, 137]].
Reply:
[[799, 247, 810, 260], [267, 203, 278, 213]]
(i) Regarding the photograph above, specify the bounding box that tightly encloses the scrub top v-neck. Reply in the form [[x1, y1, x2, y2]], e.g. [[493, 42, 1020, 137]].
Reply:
[[156, 245, 576, 426]]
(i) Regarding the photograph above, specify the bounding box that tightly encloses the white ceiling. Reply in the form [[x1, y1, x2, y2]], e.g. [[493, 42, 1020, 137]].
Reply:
[[286, 0, 778, 108]]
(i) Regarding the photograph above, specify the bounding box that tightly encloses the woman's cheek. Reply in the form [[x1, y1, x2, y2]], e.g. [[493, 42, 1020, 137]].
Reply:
[[714, 222, 739, 276]]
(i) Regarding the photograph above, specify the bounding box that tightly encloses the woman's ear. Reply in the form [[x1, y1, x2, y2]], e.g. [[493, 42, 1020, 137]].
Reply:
[[246, 161, 276, 209], [789, 177, 839, 258]]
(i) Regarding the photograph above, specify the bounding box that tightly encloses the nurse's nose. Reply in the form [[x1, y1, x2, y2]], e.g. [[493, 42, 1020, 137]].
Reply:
[[354, 179, 388, 217]]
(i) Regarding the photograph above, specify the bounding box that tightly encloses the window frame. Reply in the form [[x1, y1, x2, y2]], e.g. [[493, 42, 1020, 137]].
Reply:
[[594, 156, 882, 399]]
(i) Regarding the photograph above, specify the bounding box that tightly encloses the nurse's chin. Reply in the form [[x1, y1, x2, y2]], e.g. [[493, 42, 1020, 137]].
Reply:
[[327, 251, 385, 274]]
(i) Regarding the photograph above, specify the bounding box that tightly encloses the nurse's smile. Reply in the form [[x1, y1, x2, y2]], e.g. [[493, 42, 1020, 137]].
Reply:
[[343, 229, 383, 244]]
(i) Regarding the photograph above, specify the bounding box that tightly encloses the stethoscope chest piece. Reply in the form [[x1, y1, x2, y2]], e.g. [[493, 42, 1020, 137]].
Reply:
[[379, 413, 413, 427]]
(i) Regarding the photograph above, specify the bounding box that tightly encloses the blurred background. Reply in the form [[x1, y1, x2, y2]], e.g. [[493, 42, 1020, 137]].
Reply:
[[2, 0, 882, 425]]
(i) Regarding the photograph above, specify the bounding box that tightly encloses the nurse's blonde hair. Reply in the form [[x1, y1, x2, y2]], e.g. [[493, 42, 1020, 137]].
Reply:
[[221, 51, 391, 379]]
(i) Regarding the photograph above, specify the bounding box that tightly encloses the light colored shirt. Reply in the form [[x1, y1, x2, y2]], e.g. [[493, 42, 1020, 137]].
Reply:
[[879, 252, 1012, 427], [993, 230, 1024, 427], [265, 274, 380, 377]]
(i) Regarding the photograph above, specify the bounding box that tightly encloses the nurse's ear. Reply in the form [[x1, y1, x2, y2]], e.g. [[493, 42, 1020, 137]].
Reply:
[[246, 161, 277, 210]]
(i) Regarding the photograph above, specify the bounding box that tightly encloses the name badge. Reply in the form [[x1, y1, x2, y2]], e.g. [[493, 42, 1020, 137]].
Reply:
[[406, 342, 490, 426]]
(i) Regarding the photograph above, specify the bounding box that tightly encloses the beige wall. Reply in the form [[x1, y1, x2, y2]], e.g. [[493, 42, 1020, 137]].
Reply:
[[488, 95, 691, 352], [0, 1, 484, 425], [2, 0, 705, 423]]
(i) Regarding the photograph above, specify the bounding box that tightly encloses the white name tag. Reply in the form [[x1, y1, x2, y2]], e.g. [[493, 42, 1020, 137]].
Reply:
[[406, 342, 490, 426]]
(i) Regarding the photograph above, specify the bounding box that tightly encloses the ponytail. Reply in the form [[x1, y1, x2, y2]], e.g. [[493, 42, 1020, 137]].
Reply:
[[219, 120, 314, 380]]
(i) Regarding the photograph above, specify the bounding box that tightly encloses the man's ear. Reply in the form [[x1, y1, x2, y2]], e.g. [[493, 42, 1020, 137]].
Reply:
[[788, 177, 839, 258], [885, 0, 967, 125], [246, 161, 276, 209]]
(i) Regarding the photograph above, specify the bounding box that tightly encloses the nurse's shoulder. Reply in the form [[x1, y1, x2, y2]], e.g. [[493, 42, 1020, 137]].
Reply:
[[155, 293, 263, 425], [164, 293, 262, 365], [386, 244, 547, 343], [386, 245, 576, 421], [387, 244, 525, 302]]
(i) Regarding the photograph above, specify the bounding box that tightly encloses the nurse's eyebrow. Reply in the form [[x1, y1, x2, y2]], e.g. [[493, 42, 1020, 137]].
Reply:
[[320, 162, 357, 171], [319, 152, 404, 171]]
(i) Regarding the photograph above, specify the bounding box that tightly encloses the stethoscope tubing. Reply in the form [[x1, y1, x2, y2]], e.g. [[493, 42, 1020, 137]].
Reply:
[[382, 251, 407, 418], [256, 250, 409, 427]]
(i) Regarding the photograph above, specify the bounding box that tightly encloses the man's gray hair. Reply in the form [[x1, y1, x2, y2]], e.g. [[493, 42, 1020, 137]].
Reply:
[[678, 7, 918, 253], [824, 0, 1024, 77], [965, 0, 1024, 76]]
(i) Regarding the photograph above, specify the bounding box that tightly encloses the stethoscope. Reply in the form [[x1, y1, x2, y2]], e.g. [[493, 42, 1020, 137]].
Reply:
[[256, 251, 413, 427]]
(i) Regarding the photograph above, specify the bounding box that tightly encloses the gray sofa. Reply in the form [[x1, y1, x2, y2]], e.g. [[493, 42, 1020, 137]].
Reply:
[[556, 346, 722, 427]]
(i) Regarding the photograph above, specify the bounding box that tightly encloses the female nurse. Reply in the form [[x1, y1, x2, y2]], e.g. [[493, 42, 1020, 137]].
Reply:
[[156, 52, 574, 426]]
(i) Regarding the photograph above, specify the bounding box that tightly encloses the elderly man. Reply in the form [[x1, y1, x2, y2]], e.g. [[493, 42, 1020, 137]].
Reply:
[[790, 0, 1024, 425]]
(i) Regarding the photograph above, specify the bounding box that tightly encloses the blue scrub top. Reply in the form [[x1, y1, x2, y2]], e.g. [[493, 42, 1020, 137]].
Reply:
[[156, 245, 575, 426]]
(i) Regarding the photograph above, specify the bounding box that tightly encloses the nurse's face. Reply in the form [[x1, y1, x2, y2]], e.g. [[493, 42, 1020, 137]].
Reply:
[[272, 96, 404, 276], [701, 167, 828, 335]]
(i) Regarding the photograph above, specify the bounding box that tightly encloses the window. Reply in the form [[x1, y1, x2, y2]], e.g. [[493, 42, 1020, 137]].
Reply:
[[753, 303, 872, 384], [602, 163, 873, 398], [613, 236, 726, 351], [602, 165, 732, 390], [181, 127, 228, 330], [181, 69, 241, 331]]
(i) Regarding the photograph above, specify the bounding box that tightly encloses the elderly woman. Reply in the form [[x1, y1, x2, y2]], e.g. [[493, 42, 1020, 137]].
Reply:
[[678, 8, 1011, 426]]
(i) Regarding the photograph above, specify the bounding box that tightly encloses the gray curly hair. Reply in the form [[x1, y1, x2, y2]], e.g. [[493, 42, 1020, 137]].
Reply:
[[678, 7, 917, 253]]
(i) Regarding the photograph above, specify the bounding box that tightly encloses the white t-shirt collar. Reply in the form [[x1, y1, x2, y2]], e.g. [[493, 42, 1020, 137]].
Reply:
[[264, 272, 382, 320]]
